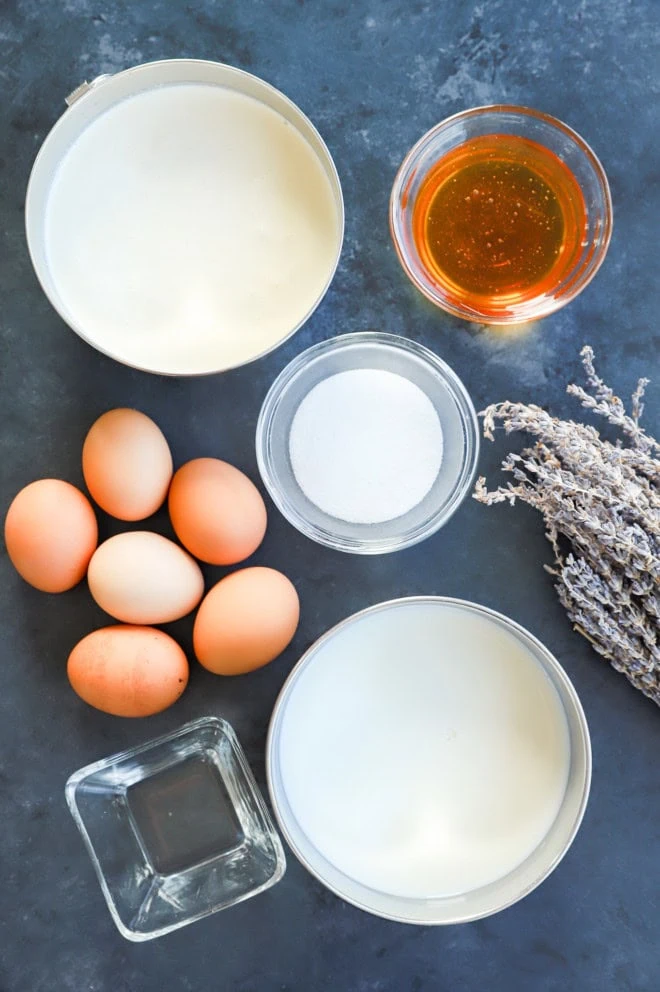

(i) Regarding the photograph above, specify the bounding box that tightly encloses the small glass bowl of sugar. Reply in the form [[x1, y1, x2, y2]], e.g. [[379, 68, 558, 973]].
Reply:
[[256, 332, 479, 554]]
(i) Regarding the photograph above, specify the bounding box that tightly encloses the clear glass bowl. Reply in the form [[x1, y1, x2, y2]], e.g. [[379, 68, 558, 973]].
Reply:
[[255, 332, 479, 554], [65, 717, 285, 941], [390, 105, 612, 324]]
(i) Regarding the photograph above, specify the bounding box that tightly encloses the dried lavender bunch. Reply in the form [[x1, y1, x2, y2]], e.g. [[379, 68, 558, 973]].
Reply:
[[474, 346, 660, 704]]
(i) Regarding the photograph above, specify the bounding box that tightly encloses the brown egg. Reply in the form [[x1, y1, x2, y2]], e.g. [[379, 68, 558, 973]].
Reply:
[[68, 625, 189, 717], [168, 458, 267, 565], [82, 408, 173, 521], [4, 479, 98, 592], [193, 566, 299, 675], [87, 531, 204, 624]]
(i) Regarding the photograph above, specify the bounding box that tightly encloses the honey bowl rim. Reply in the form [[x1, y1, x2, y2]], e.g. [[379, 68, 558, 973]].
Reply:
[[389, 103, 613, 325]]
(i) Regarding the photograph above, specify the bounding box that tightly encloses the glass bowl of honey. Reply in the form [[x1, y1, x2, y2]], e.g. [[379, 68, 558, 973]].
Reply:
[[390, 105, 612, 324]]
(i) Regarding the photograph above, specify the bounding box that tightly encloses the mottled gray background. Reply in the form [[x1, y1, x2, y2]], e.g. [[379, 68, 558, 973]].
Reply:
[[1, 1, 659, 990]]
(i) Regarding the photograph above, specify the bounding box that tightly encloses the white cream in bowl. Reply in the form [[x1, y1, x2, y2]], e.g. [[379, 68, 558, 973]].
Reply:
[[34, 70, 342, 374], [268, 598, 590, 923]]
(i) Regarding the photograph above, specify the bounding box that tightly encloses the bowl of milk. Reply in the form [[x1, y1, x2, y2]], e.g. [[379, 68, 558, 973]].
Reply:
[[267, 597, 591, 924], [25, 60, 344, 375]]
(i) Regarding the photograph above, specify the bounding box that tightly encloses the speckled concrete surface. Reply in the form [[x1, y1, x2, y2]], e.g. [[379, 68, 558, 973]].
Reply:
[[1, 1, 659, 990]]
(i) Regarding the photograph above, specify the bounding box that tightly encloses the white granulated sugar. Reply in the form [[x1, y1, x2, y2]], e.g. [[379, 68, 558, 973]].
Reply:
[[288, 368, 444, 524]]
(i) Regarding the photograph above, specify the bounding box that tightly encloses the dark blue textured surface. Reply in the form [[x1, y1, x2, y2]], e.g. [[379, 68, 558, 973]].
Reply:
[[1, 2, 659, 990]]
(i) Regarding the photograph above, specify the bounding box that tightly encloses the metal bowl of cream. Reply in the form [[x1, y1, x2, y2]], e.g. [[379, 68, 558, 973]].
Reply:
[[267, 597, 591, 924], [25, 59, 344, 375]]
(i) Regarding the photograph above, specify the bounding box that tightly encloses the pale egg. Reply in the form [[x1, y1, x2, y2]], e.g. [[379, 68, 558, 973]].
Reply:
[[88, 531, 204, 624], [168, 458, 267, 565], [82, 408, 173, 521], [4, 479, 98, 592], [193, 566, 299, 675], [68, 625, 189, 717]]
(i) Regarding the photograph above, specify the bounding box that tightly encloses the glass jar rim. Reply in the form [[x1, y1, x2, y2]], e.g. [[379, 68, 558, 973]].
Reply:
[[389, 105, 613, 324], [255, 332, 480, 554]]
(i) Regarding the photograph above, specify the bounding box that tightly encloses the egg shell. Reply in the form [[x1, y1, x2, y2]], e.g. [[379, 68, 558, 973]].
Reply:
[[68, 625, 189, 717], [193, 566, 300, 675], [88, 531, 204, 624], [168, 458, 267, 565], [4, 479, 98, 593], [82, 408, 173, 521]]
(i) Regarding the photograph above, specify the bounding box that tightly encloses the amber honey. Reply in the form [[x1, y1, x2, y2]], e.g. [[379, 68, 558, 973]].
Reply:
[[412, 134, 587, 316]]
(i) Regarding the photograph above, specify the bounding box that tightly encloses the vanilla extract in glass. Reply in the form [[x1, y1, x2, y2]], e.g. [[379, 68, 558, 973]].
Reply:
[[127, 755, 244, 875]]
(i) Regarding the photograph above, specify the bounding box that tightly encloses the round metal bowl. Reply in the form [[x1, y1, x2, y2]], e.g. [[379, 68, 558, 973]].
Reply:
[[267, 597, 591, 924], [26, 59, 344, 375]]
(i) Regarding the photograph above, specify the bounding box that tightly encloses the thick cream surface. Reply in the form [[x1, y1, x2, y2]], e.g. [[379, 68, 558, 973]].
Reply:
[[277, 602, 570, 899], [45, 83, 340, 373]]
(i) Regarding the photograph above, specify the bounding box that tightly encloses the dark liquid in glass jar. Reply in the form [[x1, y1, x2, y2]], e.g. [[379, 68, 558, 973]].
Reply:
[[412, 134, 587, 317], [127, 756, 243, 875]]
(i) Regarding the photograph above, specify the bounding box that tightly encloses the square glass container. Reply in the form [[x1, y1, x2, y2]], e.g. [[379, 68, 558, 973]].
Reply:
[[65, 717, 286, 941]]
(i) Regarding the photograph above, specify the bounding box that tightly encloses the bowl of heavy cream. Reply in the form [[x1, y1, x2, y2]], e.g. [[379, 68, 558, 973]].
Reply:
[[26, 60, 343, 375], [267, 597, 591, 924]]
